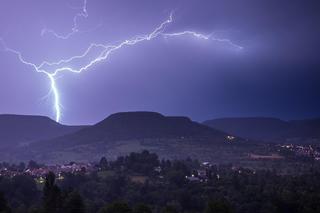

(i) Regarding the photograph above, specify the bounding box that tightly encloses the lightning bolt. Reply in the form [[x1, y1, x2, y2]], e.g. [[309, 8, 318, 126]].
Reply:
[[162, 31, 243, 50], [41, 0, 88, 39], [0, 38, 62, 122], [1, 11, 243, 123]]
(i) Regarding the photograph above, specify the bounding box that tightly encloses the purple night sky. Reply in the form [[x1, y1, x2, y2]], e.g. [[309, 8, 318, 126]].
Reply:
[[0, 0, 319, 125]]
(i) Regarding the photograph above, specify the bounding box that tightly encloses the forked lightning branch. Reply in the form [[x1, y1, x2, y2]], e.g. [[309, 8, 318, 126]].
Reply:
[[0, 1, 243, 123]]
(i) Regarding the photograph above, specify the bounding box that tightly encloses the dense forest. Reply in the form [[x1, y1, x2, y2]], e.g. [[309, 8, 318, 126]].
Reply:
[[1, 151, 320, 213]]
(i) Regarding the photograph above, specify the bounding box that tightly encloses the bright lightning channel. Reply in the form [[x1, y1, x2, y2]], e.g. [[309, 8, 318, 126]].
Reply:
[[0, 13, 243, 123]]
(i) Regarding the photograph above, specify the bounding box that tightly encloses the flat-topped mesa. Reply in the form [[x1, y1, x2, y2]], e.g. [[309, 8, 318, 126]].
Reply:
[[92, 111, 224, 140], [31, 111, 230, 152]]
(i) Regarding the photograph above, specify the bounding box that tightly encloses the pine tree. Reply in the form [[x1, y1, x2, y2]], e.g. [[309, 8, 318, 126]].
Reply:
[[63, 191, 86, 213], [99, 202, 132, 213], [43, 172, 62, 213], [0, 192, 11, 213]]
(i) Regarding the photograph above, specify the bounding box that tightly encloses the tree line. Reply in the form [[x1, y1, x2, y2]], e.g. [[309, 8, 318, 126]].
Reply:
[[1, 150, 320, 212]]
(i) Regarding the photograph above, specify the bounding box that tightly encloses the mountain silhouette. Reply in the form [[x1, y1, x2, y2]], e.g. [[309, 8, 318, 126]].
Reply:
[[32, 111, 230, 151], [0, 114, 85, 148], [203, 117, 320, 143]]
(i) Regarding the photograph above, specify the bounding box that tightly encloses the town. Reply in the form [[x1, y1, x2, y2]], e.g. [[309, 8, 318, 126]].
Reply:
[[1, 150, 320, 212], [1, 144, 320, 183]]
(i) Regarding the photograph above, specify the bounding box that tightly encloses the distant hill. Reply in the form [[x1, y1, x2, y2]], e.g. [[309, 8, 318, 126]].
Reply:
[[203, 117, 320, 143], [0, 114, 85, 148], [35, 112, 230, 150], [288, 119, 320, 138], [2, 112, 248, 163]]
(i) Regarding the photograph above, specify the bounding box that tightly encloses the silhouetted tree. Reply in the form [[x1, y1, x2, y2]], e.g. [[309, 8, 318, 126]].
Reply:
[[162, 206, 179, 213], [205, 199, 233, 213], [99, 157, 109, 170], [11, 175, 39, 207], [133, 204, 152, 213], [0, 192, 11, 213], [63, 191, 86, 213], [28, 206, 42, 213], [43, 172, 61, 213], [99, 202, 132, 213]]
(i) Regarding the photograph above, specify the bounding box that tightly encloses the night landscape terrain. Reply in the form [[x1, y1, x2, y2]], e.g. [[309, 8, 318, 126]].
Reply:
[[1, 0, 320, 212]]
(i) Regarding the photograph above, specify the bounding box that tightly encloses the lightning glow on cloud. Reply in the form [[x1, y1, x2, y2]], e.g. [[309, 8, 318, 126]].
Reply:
[[0, 4, 243, 123]]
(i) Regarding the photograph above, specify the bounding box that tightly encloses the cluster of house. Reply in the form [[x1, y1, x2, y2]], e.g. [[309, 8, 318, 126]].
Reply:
[[0, 162, 97, 179], [280, 144, 320, 160], [184, 162, 258, 183], [0, 167, 20, 177], [185, 162, 212, 183]]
